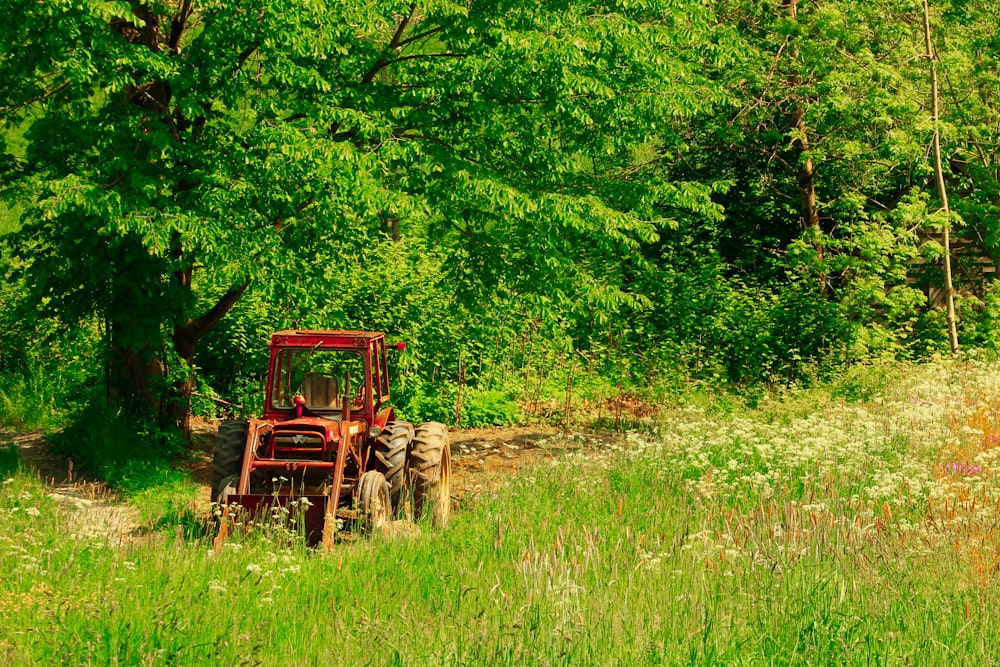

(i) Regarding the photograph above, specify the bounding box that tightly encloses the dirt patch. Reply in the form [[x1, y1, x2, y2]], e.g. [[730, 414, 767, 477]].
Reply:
[[187, 419, 626, 503], [187, 416, 219, 506], [2, 428, 141, 545], [187, 421, 594, 501], [449, 426, 623, 501], [5, 428, 76, 485], [450, 426, 562, 499]]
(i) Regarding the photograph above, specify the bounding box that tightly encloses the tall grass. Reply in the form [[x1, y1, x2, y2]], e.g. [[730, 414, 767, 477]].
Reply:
[[1, 359, 1000, 664], [0, 367, 71, 430]]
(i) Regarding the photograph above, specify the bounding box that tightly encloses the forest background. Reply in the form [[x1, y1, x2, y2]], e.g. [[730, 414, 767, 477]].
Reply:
[[1, 0, 999, 479]]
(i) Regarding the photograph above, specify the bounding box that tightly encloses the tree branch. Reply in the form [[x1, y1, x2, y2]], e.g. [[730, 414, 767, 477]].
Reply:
[[395, 26, 443, 50], [383, 52, 466, 67], [0, 80, 70, 115], [232, 45, 259, 78], [271, 196, 315, 231], [360, 4, 418, 85], [185, 281, 251, 342], [168, 0, 194, 54]]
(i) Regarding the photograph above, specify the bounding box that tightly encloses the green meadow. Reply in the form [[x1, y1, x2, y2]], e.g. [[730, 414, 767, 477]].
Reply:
[[2, 360, 1000, 665]]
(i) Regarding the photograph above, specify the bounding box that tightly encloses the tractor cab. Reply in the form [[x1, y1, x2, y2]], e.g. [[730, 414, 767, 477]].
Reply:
[[264, 330, 394, 425]]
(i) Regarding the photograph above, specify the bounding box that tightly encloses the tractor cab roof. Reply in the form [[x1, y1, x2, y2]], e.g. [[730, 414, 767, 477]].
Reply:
[[269, 330, 385, 350]]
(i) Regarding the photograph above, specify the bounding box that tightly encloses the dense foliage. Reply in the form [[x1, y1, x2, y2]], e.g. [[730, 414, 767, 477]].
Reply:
[[2, 0, 999, 440]]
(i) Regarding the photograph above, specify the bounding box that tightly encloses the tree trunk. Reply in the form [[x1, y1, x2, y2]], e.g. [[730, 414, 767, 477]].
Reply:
[[783, 0, 825, 284], [791, 106, 821, 238], [106, 279, 250, 438], [169, 281, 250, 437], [106, 320, 165, 413], [922, 0, 960, 354], [166, 328, 199, 439]]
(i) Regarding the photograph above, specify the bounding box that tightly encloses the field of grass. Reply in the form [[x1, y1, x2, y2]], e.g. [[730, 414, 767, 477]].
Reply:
[[2, 360, 1000, 665]]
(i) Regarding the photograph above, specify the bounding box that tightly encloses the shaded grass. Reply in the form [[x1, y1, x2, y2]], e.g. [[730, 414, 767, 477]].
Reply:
[[0, 440, 18, 478], [1, 360, 1000, 664], [48, 400, 190, 496]]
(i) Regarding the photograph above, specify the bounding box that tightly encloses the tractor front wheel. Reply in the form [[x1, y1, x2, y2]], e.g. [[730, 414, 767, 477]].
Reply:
[[216, 474, 240, 502], [373, 421, 413, 513], [357, 471, 391, 533], [211, 421, 249, 503], [408, 422, 451, 526]]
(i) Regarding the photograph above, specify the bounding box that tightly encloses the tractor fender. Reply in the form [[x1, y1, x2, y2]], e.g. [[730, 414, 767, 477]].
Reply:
[[373, 406, 395, 433]]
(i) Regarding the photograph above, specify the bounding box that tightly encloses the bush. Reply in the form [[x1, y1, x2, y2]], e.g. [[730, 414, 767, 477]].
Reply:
[[459, 389, 522, 427]]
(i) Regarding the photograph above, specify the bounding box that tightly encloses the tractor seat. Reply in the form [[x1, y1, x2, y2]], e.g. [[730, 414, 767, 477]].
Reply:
[[300, 374, 340, 409]]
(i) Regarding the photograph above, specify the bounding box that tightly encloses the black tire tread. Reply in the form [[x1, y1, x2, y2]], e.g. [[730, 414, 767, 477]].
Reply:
[[408, 422, 451, 526], [357, 470, 390, 532], [373, 421, 412, 508], [217, 473, 240, 502], [211, 420, 249, 503]]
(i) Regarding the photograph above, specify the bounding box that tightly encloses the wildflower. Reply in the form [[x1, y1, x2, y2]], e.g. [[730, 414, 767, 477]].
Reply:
[[943, 461, 982, 477]]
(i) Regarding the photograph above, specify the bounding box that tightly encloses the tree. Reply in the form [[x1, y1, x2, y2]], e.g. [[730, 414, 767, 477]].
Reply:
[[0, 0, 733, 433], [922, 0, 959, 353], [648, 0, 970, 369]]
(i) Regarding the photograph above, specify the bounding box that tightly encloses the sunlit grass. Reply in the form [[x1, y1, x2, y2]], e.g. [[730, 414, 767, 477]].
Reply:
[[2, 359, 1000, 664]]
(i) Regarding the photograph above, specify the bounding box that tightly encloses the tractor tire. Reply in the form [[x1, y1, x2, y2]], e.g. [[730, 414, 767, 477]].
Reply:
[[357, 470, 391, 533], [408, 422, 452, 527], [216, 473, 240, 503], [211, 420, 249, 503], [373, 421, 413, 512]]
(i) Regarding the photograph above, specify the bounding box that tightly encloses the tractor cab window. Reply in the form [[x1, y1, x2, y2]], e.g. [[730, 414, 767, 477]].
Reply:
[[271, 348, 367, 412]]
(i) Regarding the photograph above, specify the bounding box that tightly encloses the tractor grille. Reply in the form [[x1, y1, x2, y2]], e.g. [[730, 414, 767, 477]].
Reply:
[[271, 431, 326, 457]]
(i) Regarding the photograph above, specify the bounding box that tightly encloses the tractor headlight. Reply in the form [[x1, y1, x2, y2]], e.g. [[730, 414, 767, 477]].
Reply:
[[368, 425, 382, 438]]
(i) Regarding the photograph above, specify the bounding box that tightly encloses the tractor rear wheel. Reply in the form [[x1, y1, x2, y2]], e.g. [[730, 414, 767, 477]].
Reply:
[[408, 422, 451, 526], [373, 421, 413, 512], [211, 420, 249, 503], [357, 471, 391, 533]]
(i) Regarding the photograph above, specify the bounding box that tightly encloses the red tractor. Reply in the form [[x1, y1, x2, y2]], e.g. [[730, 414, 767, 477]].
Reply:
[[211, 330, 451, 546]]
